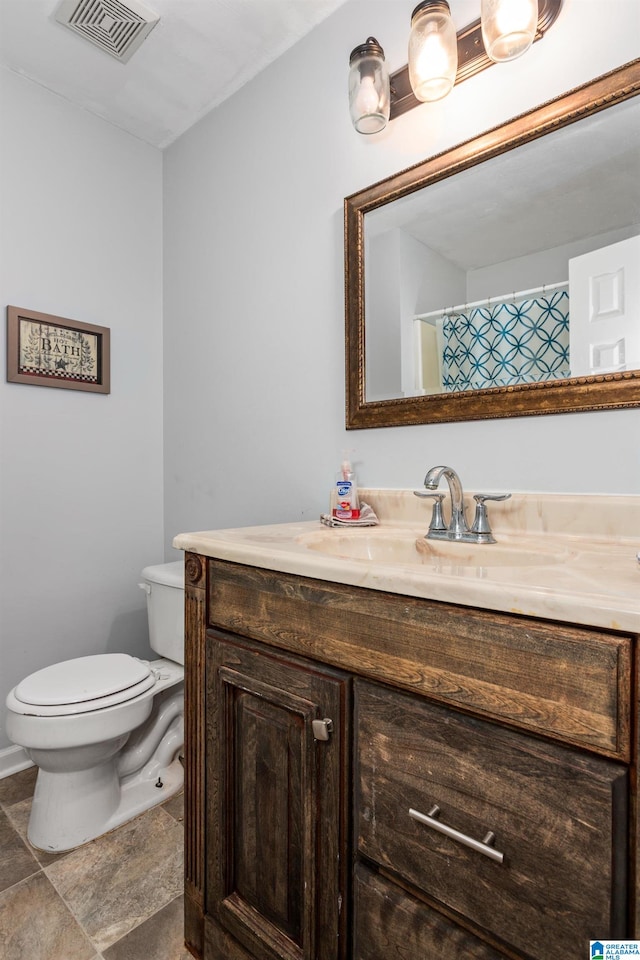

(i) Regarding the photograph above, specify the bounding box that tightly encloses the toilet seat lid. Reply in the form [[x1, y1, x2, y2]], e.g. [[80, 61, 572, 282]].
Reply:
[[14, 654, 154, 708]]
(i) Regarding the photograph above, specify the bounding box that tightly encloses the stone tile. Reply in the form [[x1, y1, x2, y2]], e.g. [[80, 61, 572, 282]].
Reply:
[[162, 790, 184, 823], [4, 796, 67, 868], [102, 895, 190, 960], [0, 807, 40, 892], [0, 766, 37, 808], [45, 806, 184, 954], [0, 871, 98, 960]]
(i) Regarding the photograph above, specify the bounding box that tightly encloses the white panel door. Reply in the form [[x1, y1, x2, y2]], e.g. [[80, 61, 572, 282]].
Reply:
[[569, 235, 640, 376]]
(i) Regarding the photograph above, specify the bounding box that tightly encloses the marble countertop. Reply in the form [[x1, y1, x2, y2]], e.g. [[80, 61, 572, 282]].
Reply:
[[173, 489, 640, 633]]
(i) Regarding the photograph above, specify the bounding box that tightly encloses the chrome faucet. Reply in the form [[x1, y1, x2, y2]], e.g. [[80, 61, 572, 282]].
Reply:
[[414, 465, 511, 544], [424, 465, 468, 538]]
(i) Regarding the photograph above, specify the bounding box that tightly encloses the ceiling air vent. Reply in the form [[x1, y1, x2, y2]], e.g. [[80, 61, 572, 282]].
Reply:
[[55, 0, 160, 63]]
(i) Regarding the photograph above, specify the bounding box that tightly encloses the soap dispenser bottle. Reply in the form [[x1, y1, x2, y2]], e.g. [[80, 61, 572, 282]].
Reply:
[[332, 457, 360, 520]]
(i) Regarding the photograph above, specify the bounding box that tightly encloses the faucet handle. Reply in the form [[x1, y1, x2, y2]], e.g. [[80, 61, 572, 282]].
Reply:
[[413, 491, 447, 533], [471, 493, 512, 539]]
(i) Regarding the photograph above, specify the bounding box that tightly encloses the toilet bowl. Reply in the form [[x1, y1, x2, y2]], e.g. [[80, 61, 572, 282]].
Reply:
[[5, 561, 185, 853]]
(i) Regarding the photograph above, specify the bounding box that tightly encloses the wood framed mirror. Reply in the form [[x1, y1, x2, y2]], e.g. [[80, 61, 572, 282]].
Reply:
[[345, 59, 640, 429]]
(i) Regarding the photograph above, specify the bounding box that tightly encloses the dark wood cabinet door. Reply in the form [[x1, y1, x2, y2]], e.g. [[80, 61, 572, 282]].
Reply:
[[355, 679, 629, 959], [206, 631, 350, 960], [354, 863, 510, 959]]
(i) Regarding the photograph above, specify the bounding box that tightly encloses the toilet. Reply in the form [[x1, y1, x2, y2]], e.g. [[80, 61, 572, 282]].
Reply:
[[5, 561, 185, 853]]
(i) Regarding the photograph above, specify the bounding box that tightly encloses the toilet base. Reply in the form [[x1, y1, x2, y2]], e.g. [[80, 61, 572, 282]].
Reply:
[[111, 736, 184, 831], [107, 751, 184, 837], [28, 750, 184, 853], [27, 692, 185, 853]]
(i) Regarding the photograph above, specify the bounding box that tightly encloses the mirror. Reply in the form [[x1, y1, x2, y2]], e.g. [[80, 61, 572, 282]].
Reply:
[[345, 59, 640, 428]]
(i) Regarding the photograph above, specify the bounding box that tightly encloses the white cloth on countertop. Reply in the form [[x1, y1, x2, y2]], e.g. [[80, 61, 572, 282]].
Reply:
[[320, 502, 380, 528]]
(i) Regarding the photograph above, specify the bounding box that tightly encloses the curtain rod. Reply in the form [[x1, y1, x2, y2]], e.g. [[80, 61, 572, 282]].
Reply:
[[415, 280, 568, 324]]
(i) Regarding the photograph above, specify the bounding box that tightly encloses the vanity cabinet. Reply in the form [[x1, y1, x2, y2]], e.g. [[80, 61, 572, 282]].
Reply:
[[183, 553, 635, 960]]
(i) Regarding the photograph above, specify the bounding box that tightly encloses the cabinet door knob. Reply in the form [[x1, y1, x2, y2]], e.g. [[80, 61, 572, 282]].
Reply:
[[409, 806, 504, 864], [312, 718, 334, 741]]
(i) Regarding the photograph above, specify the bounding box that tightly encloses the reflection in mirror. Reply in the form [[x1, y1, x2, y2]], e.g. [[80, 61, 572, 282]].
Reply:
[[345, 60, 640, 428], [364, 96, 639, 402]]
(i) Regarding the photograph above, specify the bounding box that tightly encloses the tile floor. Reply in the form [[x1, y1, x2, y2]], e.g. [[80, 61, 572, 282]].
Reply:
[[0, 766, 191, 960]]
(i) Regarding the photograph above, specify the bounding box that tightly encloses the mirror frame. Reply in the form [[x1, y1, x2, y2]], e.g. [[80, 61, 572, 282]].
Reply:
[[345, 59, 640, 429]]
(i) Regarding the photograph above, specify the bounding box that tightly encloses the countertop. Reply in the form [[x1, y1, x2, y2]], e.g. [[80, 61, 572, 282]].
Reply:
[[173, 489, 640, 633]]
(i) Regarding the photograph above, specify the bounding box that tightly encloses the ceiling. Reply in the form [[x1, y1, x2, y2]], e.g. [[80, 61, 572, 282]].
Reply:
[[0, 0, 350, 148]]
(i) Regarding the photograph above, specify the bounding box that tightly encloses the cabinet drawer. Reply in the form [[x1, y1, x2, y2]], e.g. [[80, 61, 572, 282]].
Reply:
[[354, 863, 508, 959], [355, 680, 628, 959], [207, 560, 631, 757]]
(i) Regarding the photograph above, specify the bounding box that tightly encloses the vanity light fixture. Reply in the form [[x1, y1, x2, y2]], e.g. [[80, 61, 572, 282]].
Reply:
[[348, 36, 390, 134], [349, 0, 563, 134], [408, 1, 458, 103], [481, 0, 539, 62]]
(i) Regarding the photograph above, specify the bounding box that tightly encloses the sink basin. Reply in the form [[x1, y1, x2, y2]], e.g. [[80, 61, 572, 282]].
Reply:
[[300, 529, 569, 568]]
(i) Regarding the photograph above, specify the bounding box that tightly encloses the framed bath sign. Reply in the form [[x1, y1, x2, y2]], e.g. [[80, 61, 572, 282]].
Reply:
[[6, 305, 110, 394]]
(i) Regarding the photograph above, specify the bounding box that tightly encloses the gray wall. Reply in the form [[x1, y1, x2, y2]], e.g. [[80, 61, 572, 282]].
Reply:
[[162, 0, 640, 559], [0, 68, 164, 754]]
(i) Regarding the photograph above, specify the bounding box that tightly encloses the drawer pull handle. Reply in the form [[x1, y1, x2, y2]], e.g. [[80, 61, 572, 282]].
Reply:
[[409, 805, 505, 864]]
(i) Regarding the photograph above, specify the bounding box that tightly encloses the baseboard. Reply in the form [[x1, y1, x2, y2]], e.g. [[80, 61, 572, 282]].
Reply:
[[0, 744, 34, 779]]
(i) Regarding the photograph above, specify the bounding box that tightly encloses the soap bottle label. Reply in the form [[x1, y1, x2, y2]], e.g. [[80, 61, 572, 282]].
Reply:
[[333, 480, 360, 519]]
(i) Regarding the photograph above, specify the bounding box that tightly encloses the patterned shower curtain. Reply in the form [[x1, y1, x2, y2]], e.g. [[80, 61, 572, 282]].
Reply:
[[439, 288, 570, 392]]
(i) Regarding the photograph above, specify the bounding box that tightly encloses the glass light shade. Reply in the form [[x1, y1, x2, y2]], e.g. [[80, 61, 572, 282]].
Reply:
[[408, 1, 458, 103], [481, 0, 538, 63], [348, 37, 390, 135]]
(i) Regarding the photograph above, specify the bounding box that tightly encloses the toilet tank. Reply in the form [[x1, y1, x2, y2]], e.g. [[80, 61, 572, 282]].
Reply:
[[140, 561, 185, 665]]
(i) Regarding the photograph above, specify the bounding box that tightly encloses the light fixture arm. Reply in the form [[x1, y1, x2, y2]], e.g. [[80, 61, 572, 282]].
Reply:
[[389, 0, 563, 120]]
